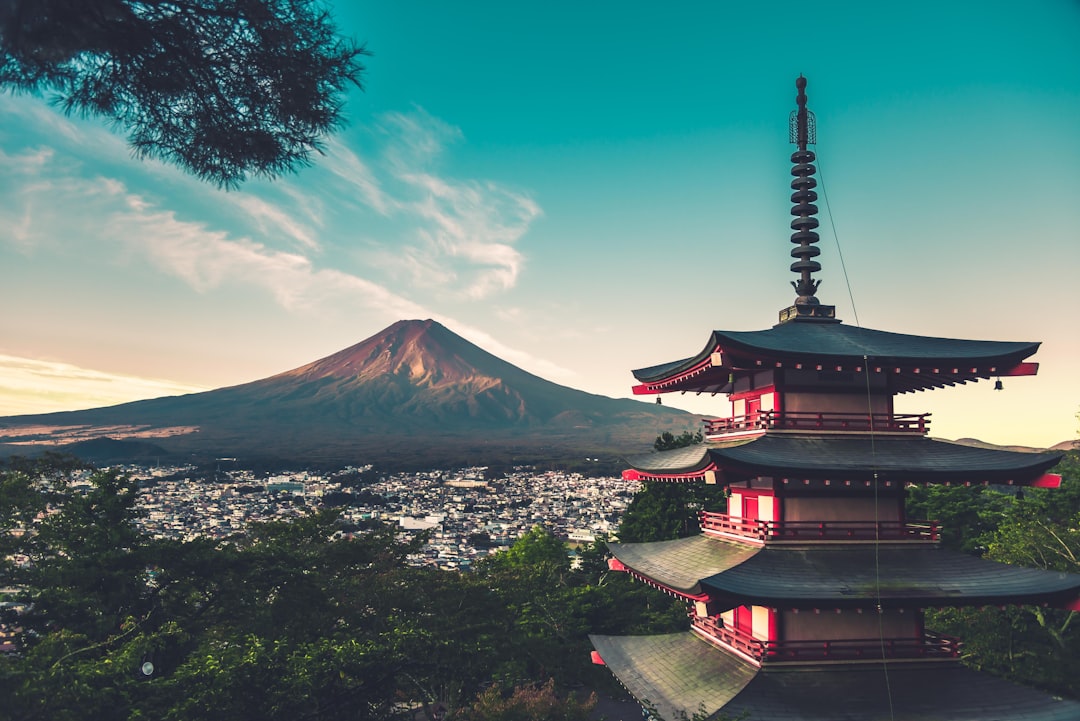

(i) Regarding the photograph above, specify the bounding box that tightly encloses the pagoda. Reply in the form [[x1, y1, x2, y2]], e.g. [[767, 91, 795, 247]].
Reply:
[[590, 77, 1080, 721]]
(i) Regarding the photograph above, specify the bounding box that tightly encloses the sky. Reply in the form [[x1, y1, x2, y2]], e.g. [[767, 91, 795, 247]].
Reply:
[[1, 1, 1078, 448]]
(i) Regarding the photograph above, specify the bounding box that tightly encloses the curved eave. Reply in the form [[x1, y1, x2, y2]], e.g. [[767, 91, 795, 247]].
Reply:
[[631, 324, 1041, 395], [627, 436, 1063, 486], [699, 546, 1080, 609], [590, 632, 1080, 721], [716, 324, 1040, 367], [711, 436, 1063, 484], [607, 536, 759, 598], [589, 632, 759, 721], [623, 439, 755, 482]]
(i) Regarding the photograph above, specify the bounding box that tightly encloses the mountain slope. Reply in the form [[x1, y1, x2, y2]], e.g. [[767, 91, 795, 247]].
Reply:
[[0, 320, 695, 464]]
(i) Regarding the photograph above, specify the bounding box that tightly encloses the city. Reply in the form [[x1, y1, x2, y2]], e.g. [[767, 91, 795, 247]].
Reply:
[[125, 464, 640, 570]]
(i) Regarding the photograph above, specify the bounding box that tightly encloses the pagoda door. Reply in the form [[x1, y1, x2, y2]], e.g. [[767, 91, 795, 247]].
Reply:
[[743, 495, 759, 523], [746, 397, 761, 425], [734, 606, 754, 636]]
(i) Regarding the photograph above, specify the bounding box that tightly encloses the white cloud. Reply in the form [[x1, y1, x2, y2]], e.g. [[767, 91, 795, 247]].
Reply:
[[359, 108, 541, 299], [319, 138, 392, 214], [106, 188, 433, 321], [228, 193, 321, 252], [0, 354, 208, 416], [0, 96, 569, 407]]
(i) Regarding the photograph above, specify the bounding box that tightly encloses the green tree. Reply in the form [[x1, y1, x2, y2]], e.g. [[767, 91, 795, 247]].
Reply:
[[1, 0, 367, 187], [905, 483, 1012, 554], [653, 430, 703, 451], [919, 445, 1080, 698], [485, 525, 570, 575], [617, 482, 726, 543], [461, 679, 595, 721], [0, 456, 429, 720]]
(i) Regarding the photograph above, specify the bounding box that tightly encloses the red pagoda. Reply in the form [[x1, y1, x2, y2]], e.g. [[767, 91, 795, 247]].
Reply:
[[590, 77, 1080, 721]]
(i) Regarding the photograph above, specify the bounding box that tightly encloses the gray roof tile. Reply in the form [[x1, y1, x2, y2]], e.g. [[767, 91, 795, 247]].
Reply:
[[591, 632, 1080, 721], [626, 435, 1062, 483]]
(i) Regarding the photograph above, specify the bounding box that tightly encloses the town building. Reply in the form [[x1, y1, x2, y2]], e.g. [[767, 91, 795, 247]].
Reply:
[[590, 77, 1080, 720]]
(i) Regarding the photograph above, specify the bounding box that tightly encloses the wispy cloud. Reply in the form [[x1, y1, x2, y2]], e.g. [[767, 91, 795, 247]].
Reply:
[[228, 193, 321, 252], [319, 138, 392, 215], [371, 108, 542, 299], [0, 95, 570, 407], [108, 194, 430, 319], [0, 354, 208, 416]]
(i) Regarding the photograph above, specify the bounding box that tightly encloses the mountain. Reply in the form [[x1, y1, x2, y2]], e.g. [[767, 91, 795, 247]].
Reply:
[[0, 320, 696, 467]]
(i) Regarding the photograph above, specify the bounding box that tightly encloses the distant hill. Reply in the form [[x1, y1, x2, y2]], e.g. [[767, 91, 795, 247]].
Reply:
[[0, 320, 697, 467], [951, 437, 1078, 454]]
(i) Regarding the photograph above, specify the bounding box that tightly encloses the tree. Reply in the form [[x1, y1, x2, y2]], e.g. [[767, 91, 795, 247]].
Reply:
[[916, 444, 1080, 698], [0, 455, 428, 720], [461, 679, 595, 721], [617, 482, 726, 543], [653, 430, 702, 452], [0, 0, 368, 187], [905, 483, 1012, 554], [0, 456, 692, 718]]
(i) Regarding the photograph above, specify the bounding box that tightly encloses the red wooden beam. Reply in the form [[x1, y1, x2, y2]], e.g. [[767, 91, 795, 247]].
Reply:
[[1001, 362, 1039, 377], [590, 650, 605, 666], [1031, 473, 1062, 489], [608, 558, 628, 572]]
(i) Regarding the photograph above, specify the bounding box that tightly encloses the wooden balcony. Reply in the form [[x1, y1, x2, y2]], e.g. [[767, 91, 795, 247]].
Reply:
[[704, 410, 930, 437], [692, 616, 961, 666], [698, 511, 940, 545]]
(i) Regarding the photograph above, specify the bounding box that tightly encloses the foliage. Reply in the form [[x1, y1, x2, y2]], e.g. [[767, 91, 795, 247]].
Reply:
[[0, 456, 683, 720], [618, 482, 726, 543], [615, 429, 721, 543], [471, 526, 684, 695], [913, 443, 1080, 698], [0, 0, 367, 187], [653, 430, 703, 452], [905, 483, 1011, 554], [461, 679, 595, 721]]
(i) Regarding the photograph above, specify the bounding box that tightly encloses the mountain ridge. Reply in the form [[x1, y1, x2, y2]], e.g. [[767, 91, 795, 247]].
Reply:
[[0, 320, 697, 466]]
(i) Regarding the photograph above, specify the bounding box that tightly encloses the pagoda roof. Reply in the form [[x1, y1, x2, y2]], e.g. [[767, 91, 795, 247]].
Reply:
[[589, 632, 758, 721], [701, 546, 1080, 608], [606, 536, 758, 596], [591, 631, 1080, 721], [632, 322, 1040, 394], [606, 536, 1080, 609], [624, 435, 1063, 484]]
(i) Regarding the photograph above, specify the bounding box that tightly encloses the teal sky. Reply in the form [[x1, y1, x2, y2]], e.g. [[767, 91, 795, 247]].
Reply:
[[2, 1, 1078, 447]]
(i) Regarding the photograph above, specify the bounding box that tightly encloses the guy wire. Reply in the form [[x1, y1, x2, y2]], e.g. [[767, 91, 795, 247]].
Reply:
[[816, 154, 896, 721]]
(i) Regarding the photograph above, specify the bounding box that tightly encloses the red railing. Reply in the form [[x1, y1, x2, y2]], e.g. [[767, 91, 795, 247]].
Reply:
[[704, 411, 930, 436], [692, 616, 961, 664], [698, 511, 939, 543]]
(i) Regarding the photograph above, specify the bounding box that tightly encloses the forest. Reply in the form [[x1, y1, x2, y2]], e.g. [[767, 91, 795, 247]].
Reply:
[[1, 441, 1078, 720]]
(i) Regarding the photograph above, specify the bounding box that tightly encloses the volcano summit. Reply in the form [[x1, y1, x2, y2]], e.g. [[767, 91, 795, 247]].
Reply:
[[0, 320, 694, 466]]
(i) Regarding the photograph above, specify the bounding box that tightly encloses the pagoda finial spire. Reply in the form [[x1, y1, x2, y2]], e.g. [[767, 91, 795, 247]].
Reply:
[[779, 75, 836, 323]]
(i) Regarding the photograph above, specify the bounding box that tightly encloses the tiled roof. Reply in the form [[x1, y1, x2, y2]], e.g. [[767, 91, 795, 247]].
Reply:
[[723, 663, 1080, 721], [591, 632, 1080, 721], [632, 323, 1039, 383], [708, 545, 1080, 606], [608, 536, 1080, 608], [607, 536, 759, 595], [589, 632, 758, 721], [625, 435, 1062, 483]]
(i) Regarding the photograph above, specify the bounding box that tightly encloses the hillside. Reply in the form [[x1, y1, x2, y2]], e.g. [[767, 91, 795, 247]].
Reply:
[[0, 320, 696, 466]]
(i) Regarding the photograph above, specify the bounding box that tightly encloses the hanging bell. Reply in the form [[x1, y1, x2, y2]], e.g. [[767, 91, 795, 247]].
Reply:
[[994, 378, 1003, 391]]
